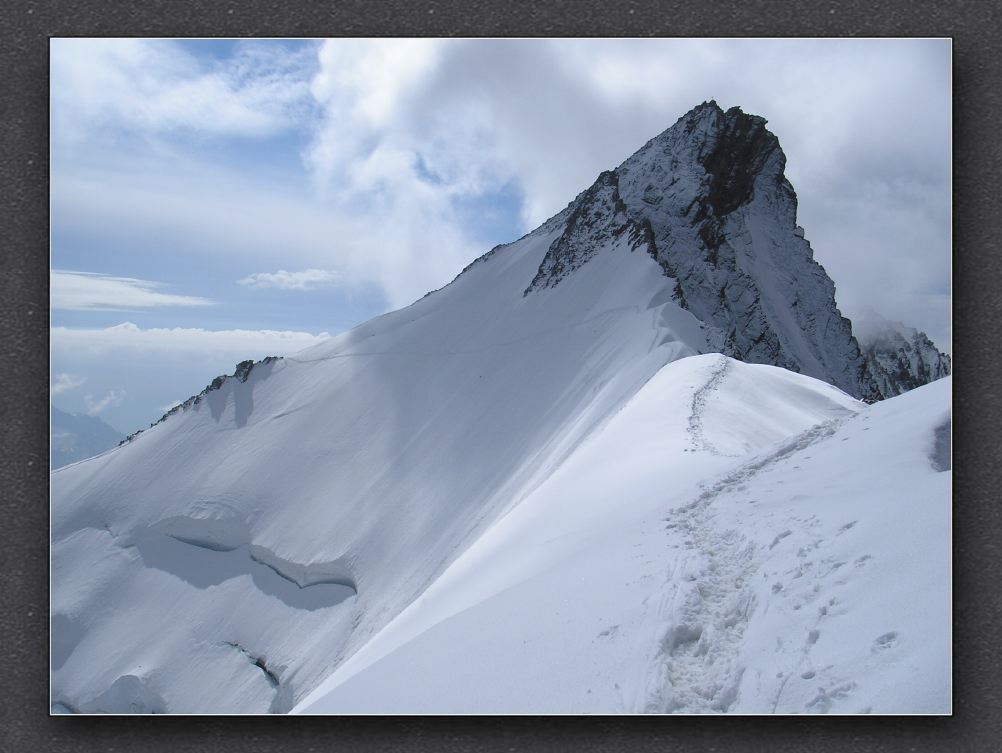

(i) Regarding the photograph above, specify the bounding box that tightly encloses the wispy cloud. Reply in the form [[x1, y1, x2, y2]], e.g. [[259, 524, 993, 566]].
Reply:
[[52, 321, 330, 356], [238, 268, 342, 290], [51, 373, 86, 395], [51, 270, 214, 311], [84, 389, 126, 416], [50, 39, 318, 143]]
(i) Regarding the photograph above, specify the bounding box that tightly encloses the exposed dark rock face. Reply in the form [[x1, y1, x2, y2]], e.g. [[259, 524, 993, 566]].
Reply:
[[854, 311, 951, 398], [120, 355, 281, 445], [524, 100, 892, 401], [524, 171, 653, 294], [699, 107, 779, 218]]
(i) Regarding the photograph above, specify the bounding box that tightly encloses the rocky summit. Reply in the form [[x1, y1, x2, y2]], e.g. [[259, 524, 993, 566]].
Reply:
[[522, 100, 946, 401]]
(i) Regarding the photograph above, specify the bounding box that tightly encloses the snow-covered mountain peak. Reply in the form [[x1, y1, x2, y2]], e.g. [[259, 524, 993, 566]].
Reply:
[[51, 101, 950, 715], [514, 101, 877, 400]]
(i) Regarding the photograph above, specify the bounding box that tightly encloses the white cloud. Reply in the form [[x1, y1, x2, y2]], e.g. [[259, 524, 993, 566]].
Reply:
[[238, 269, 342, 290], [50, 39, 950, 345], [52, 151, 477, 309], [52, 270, 214, 311], [51, 373, 86, 395], [52, 321, 330, 357], [84, 389, 126, 416], [303, 38, 950, 346], [50, 39, 317, 143], [160, 400, 182, 413]]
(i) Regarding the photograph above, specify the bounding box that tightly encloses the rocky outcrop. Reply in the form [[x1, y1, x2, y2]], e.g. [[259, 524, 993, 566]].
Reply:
[[854, 311, 951, 398], [524, 171, 658, 294], [120, 356, 281, 445], [525, 101, 885, 401]]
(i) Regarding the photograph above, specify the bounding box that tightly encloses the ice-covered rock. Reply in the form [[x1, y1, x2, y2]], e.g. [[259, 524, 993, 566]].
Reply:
[[853, 309, 951, 398], [527, 100, 880, 400]]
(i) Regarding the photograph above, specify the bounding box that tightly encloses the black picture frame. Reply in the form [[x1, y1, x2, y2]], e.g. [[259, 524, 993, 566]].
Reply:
[[3, 1, 998, 751]]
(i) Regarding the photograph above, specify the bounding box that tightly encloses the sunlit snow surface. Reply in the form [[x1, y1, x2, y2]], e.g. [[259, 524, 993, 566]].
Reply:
[[52, 211, 950, 714], [296, 364, 950, 714]]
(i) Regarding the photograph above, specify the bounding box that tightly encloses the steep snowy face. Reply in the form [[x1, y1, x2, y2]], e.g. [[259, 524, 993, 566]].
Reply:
[[853, 311, 952, 398], [523, 170, 665, 295], [540, 100, 880, 401], [51, 194, 709, 713]]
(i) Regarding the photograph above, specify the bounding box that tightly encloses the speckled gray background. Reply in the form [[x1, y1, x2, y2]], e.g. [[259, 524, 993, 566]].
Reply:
[[1, 1, 999, 750]]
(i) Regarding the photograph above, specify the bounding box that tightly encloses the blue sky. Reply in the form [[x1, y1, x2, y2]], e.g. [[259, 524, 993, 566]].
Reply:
[[50, 38, 951, 434]]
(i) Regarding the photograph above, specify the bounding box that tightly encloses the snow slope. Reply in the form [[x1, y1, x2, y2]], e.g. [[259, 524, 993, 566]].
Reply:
[[297, 366, 950, 714], [51, 211, 709, 713]]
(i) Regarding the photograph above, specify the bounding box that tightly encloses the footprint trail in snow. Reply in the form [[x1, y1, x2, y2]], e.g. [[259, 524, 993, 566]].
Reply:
[[641, 363, 855, 713]]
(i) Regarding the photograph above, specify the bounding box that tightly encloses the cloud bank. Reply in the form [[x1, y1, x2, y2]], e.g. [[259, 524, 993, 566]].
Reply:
[[84, 390, 126, 417], [52, 270, 214, 311], [52, 322, 330, 357], [51, 38, 951, 348]]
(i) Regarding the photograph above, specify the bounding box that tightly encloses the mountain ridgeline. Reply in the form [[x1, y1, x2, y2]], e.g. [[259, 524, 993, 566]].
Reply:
[[52, 101, 951, 715], [516, 100, 947, 401]]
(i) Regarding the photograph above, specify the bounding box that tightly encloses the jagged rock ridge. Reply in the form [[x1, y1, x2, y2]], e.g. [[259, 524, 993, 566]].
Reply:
[[120, 356, 281, 445], [853, 310, 951, 398], [525, 100, 889, 401], [523, 171, 662, 294]]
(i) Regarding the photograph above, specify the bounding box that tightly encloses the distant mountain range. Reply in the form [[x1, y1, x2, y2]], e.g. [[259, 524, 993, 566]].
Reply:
[[51, 407, 124, 470]]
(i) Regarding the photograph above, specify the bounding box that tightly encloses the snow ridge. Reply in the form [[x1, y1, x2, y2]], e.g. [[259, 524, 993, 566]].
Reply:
[[644, 366, 851, 713]]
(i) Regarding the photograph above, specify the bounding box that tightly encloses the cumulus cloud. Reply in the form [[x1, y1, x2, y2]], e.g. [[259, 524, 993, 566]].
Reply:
[[52, 321, 330, 357], [52, 270, 214, 311], [238, 269, 342, 290], [302, 38, 951, 348], [51, 373, 86, 395], [84, 389, 126, 416]]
